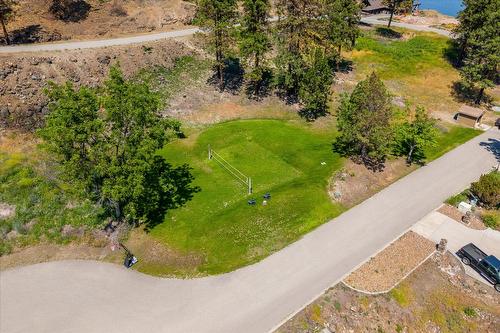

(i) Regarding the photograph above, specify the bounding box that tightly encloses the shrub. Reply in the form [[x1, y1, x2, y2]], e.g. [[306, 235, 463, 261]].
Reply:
[[470, 171, 500, 209], [481, 212, 499, 229], [463, 306, 476, 317], [445, 191, 468, 207]]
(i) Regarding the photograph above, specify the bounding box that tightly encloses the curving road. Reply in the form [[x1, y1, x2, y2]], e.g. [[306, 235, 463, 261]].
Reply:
[[1, 129, 499, 333], [0, 16, 450, 54]]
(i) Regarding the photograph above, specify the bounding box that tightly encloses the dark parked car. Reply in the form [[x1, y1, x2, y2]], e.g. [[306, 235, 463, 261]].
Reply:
[[457, 243, 500, 292]]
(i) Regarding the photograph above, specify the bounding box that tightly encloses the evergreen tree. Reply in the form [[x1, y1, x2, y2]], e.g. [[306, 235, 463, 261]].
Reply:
[[39, 65, 199, 226], [335, 72, 393, 165], [393, 107, 438, 163], [196, 0, 238, 87], [0, 0, 16, 45], [455, 0, 499, 104], [325, 0, 361, 58], [239, 0, 271, 90], [299, 48, 334, 119], [383, 0, 414, 28], [274, 0, 324, 95]]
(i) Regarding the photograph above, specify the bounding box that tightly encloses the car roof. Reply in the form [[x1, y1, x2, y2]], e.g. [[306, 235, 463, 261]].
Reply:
[[484, 256, 500, 270]]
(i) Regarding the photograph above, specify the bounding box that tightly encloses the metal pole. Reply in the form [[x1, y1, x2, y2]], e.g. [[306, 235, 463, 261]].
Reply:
[[248, 178, 252, 194], [208, 144, 212, 160]]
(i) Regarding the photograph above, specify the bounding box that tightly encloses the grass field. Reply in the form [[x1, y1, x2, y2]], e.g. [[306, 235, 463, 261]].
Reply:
[[425, 125, 482, 161], [140, 120, 345, 275]]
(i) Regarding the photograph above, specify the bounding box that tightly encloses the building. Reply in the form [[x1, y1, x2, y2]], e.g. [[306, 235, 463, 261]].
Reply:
[[361, 0, 390, 14], [454, 105, 485, 128]]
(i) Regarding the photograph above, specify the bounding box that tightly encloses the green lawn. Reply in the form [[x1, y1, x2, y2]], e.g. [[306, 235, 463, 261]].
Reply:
[[148, 119, 345, 274], [425, 125, 482, 161]]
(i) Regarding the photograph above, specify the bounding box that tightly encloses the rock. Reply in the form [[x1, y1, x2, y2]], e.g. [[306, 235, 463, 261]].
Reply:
[[6, 230, 18, 240], [24, 219, 38, 231], [97, 55, 111, 65], [437, 238, 447, 253], [0, 203, 15, 219]]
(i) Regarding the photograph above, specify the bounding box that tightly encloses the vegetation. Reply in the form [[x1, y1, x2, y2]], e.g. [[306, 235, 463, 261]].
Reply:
[[390, 282, 414, 307], [239, 0, 271, 92], [383, 0, 414, 28], [335, 72, 393, 166], [146, 119, 345, 274], [455, 0, 500, 104], [196, 0, 238, 87], [470, 171, 500, 209], [393, 107, 438, 164], [38, 65, 199, 228], [49, 0, 91, 22], [445, 190, 469, 207], [481, 211, 499, 229], [325, 0, 360, 57], [0, 0, 16, 44], [423, 126, 481, 161], [0, 138, 102, 255]]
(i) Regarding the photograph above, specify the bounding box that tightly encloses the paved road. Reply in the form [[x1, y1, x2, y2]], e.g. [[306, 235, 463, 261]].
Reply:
[[0, 16, 449, 54], [1, 129, 498, 333]]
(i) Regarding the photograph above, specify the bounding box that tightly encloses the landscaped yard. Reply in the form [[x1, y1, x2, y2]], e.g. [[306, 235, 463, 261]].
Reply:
[[145, 119, 345, 275]]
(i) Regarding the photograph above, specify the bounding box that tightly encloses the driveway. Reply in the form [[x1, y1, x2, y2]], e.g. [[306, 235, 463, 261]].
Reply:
[[1, 129, 499, 333], [0, 16, 449, 54], [412, 210, 500, 286]]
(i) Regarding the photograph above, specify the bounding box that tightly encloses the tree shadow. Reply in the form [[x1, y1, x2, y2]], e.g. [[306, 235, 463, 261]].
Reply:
[[336, 59, 354, 74], [479, 138, 500, 164], [50, 0, 91, 22], [207, 57, 244, 94], [375, 27, 402, 39], [1, 25, 45, 44], [451, 81, 493, 105], [332, 140, 386, 172], [298, 107, 329, 122], [443, 39, 461, 67], [244, 69, 274, 101]]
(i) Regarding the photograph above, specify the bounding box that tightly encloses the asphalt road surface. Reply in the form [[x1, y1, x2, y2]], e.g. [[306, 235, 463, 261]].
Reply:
[[2, 129, 498, 333], [0, 16, 449, 54]]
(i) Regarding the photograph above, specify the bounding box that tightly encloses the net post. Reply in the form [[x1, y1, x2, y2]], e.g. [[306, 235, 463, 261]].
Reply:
[[248, 178, 252, 195], [208, 144, 212, 160]]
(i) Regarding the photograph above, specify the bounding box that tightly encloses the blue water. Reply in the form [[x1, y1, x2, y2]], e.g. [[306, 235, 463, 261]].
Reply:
[[420, 0, 463, 17]]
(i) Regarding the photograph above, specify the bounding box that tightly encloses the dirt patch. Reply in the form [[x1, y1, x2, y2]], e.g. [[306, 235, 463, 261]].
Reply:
[[0, 203, 16, 219], [0, 38, 194, 129], [344, 231, 435, 293], [0, 242, 117, 271], [329, 158, 416, 207], [277, 252, 500, 333], [123, 228, 205, 277], [438, 204, 487, 230], [396, 10, 458, 28], [2, 0, 195, 44]]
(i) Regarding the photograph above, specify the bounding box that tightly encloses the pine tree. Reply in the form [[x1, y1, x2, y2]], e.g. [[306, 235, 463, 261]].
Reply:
[[455, 0, 499, 104], [196, 0, 238, 88], [239, 0, 271, 90], [383, 0, 414, 28], [325, 0, 361, 58], [274, 0, 324, 96], [335, 72, 393, 166]]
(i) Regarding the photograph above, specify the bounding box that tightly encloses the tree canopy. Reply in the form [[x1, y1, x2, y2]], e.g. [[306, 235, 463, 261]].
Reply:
[[455, 0, 500, 104], [393, 107, 438, 163], [38, 65, 199, 227], [0, 0, 16, 45], [335, 72, 393, 166]]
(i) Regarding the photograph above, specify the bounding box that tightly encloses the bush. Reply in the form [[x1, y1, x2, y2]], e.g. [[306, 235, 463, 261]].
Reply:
[[470, 171, 500, 209], [445, 191, 468, 207], [463, 306, 477, 317], [481, 212, 499, 229]]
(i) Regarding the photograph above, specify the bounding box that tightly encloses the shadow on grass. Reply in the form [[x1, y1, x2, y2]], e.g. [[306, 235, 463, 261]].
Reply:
[[451, 81, 493, 105], [245, 69, 274, 101], [375, 27, 402, 39], [207, 57, 244, 94]]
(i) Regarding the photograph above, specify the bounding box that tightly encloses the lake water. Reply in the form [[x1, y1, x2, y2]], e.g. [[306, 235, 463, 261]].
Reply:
[[420, 0, 463, 17]]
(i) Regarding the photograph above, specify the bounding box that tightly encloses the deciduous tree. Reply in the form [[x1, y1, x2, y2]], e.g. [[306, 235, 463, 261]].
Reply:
[[471, 171, 500, 209], [335, 72, 393, 166], [39, 65, 199, 227], [393, 107, 438, 163]]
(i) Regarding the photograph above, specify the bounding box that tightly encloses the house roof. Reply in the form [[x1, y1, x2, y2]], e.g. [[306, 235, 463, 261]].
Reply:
[[458, 105, 485, 119], [362, 0, 389, 11]]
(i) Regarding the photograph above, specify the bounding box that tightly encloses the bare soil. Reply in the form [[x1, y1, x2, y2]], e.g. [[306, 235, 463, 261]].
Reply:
[[0, 38, 195, 128], [277, 252, 500, 333], [438, 204, 487, 230], [344, 231, 435, 293], [2, 0, 195, 45], [329, 158, 416, 207], [397, 10, 459, 28]]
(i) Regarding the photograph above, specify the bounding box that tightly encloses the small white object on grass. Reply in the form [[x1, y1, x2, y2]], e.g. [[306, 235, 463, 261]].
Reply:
[[262, 200, 267, 206], [321, 161, 326, 165]]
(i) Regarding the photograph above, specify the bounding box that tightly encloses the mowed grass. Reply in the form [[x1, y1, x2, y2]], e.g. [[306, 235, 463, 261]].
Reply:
[[148, 119, 345, 274], [425, 125, 482, 161]]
